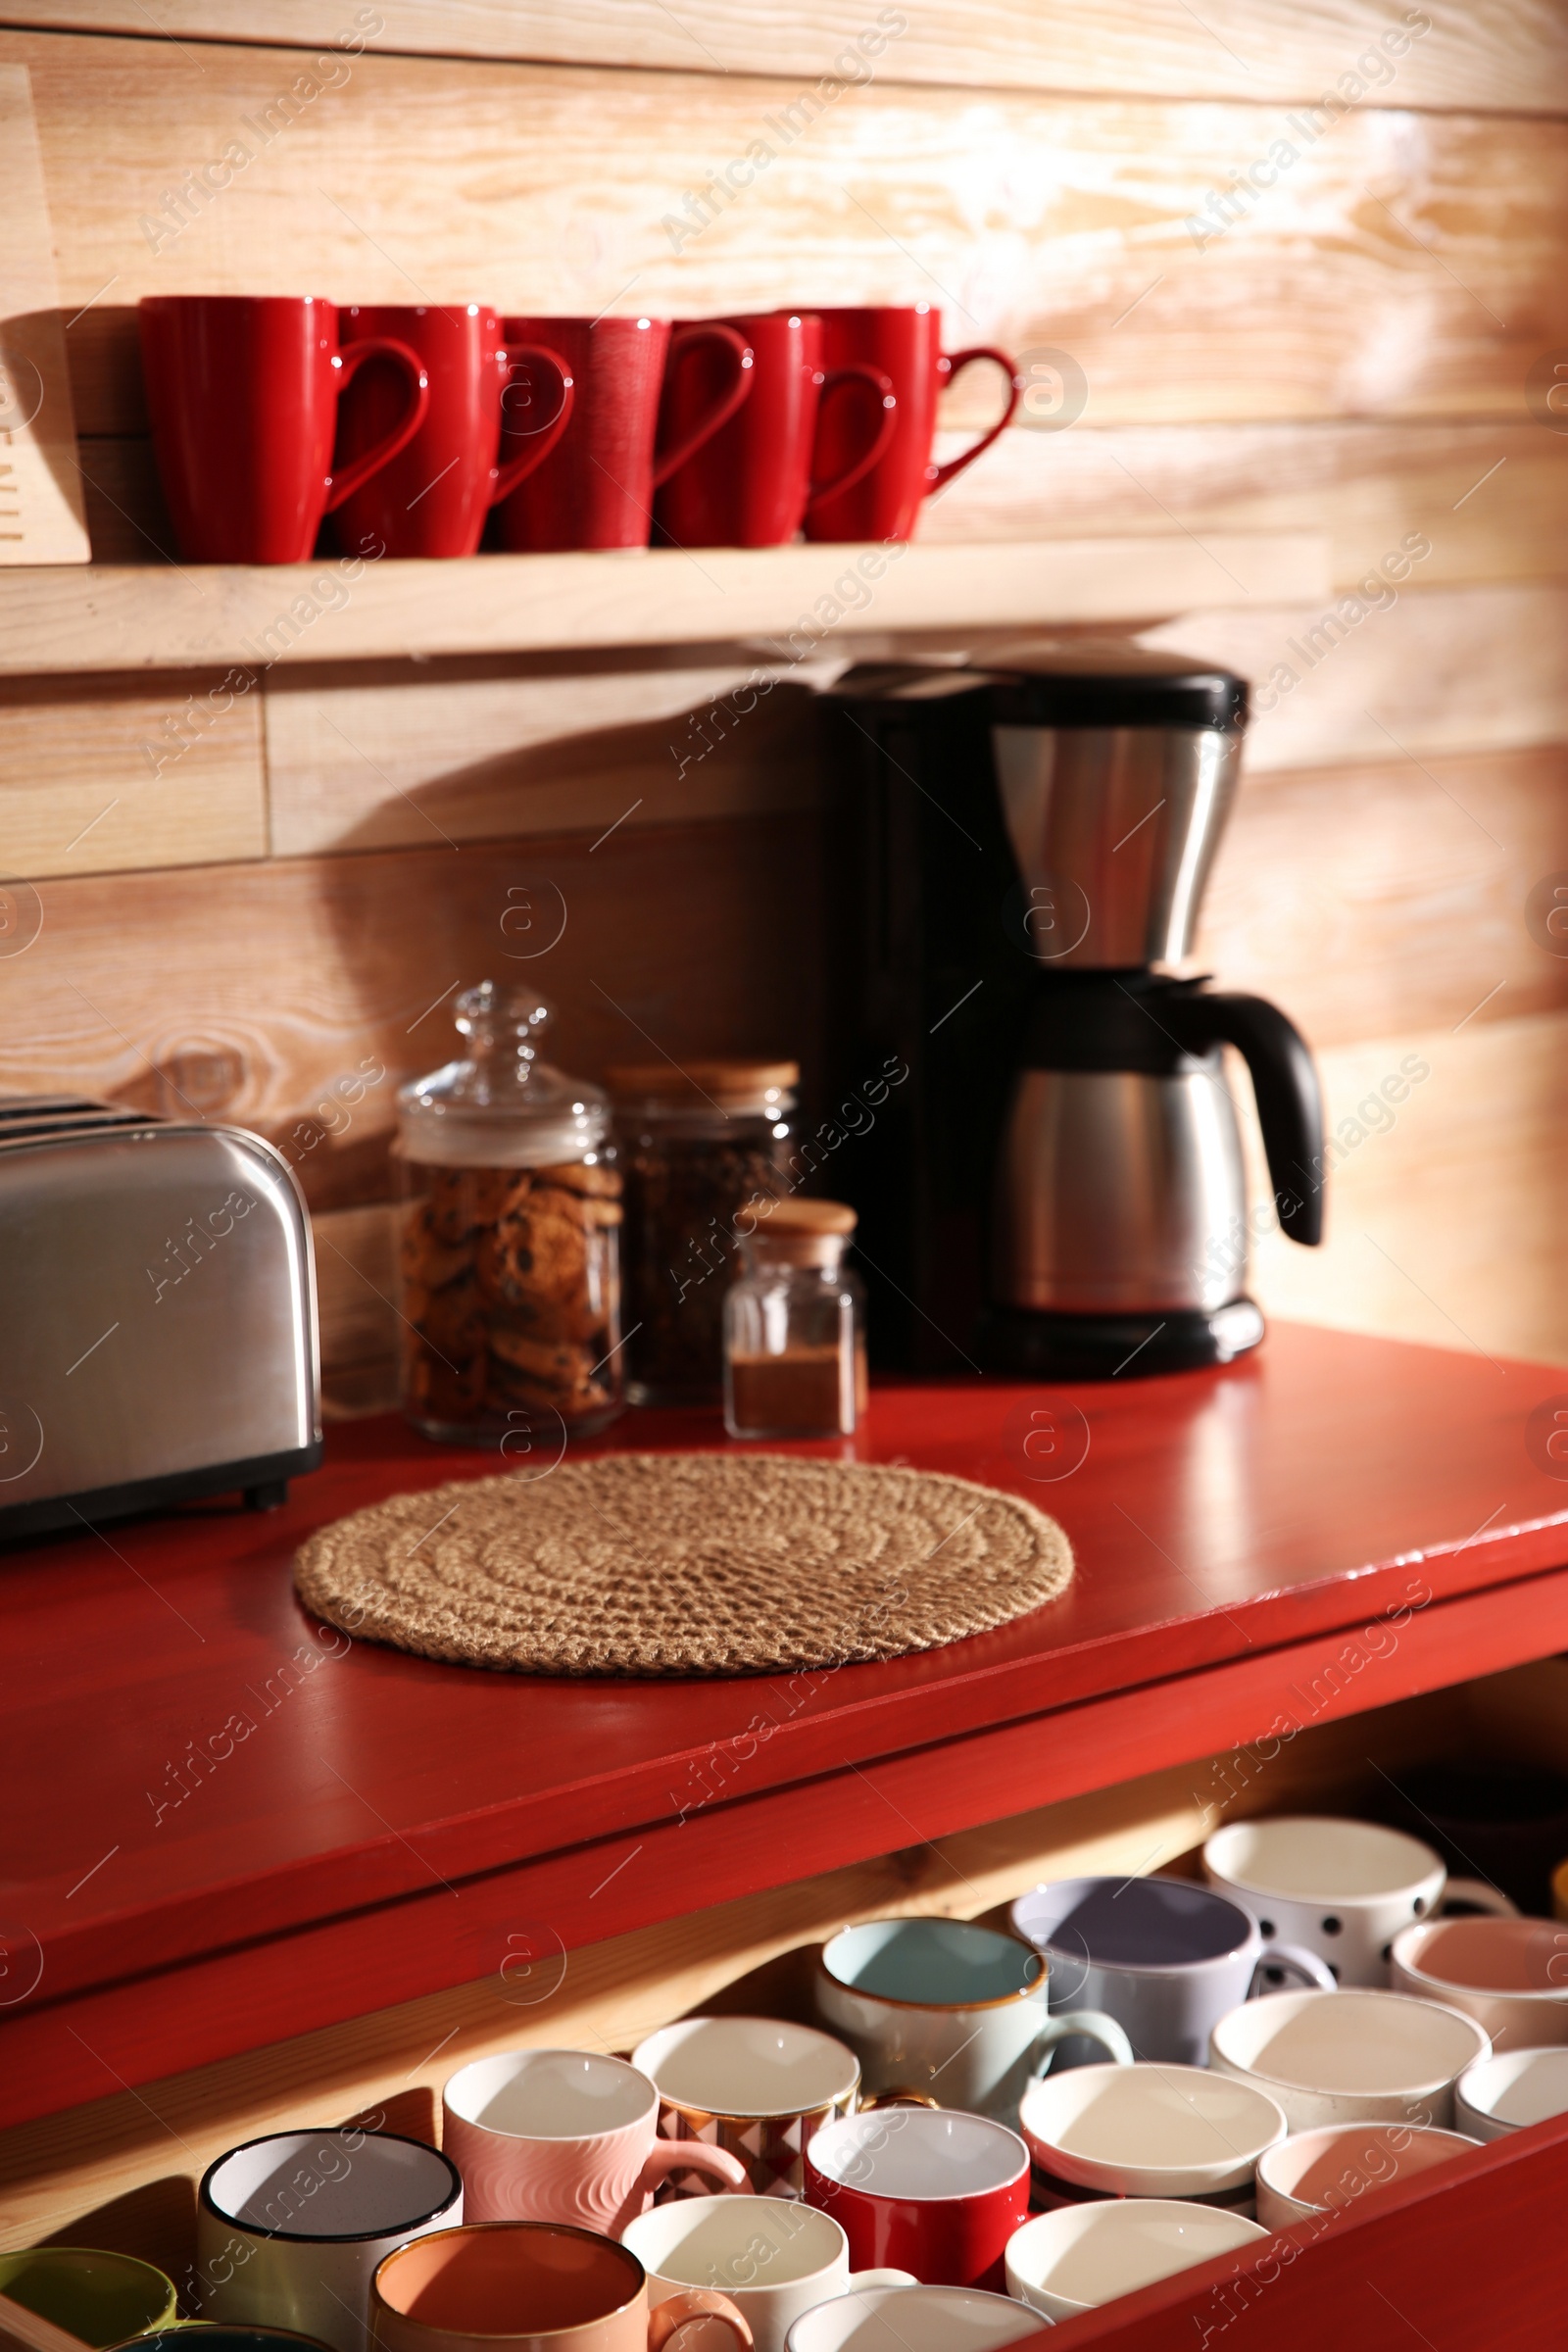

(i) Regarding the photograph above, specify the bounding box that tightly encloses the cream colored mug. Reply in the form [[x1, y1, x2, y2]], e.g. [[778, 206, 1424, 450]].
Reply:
[[1253, 2121, 1478, 2230], [1209, 1987, 1490, 2130], [621, 2196, 912, 2352], [1004, 2203, 1267, 2323], [1455, 2044, 1568, 2140], [1391, 1916, 1568, 2049]]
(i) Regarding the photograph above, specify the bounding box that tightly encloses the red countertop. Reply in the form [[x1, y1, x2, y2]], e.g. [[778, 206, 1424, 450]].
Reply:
[[5, 1321, 1568, 2128]]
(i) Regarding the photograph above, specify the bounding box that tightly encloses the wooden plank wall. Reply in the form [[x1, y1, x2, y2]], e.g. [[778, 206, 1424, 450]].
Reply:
[[2, 7, 1566, 1400]]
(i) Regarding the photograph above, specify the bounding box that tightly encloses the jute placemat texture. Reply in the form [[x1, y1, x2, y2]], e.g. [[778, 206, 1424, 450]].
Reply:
[[294, 1454, 1073, 1678]]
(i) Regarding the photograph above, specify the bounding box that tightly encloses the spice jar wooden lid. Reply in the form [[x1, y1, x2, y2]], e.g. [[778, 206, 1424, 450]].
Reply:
[[752, 1199, 856, 1233], [606, 1059, 799, 1107], [744, 1196, 856, 1262]]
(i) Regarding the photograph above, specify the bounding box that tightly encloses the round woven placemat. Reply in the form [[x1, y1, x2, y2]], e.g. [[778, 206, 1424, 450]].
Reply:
[[294, 1455, 1073, 1678]]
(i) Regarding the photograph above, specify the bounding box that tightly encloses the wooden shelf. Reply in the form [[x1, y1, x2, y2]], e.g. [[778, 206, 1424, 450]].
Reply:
[[5, 1322, 1568, 2130], [0, 536, 1330, 675]]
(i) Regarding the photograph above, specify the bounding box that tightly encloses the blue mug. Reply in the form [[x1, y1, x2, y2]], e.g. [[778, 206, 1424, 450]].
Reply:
[[817, 1915, 1133, 2121]]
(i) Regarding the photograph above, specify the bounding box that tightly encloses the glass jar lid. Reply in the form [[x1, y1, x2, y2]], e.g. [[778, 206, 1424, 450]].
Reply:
[[397, 983, 611, 1168], [606, 1058, 798, 1117], [741, 1197, 855, 1267]]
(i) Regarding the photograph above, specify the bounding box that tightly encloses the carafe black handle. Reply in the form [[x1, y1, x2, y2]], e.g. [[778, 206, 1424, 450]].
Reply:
[[1171, 992, 1325, 1248]]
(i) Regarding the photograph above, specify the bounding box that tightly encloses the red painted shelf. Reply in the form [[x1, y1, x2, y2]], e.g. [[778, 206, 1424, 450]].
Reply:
[[4, 1322, 1568, 2129]]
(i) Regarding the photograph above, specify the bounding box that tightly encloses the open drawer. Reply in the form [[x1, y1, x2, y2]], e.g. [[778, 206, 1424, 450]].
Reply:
[[6, 1657, 1568, 2350], [1034, 2108, 1568, 2345]]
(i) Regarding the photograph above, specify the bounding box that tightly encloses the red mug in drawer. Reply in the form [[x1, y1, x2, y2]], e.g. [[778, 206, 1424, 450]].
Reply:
[[333, 304, 574, 559], [139, 294, 428, 563], [803, 2108, 1029, 2289]]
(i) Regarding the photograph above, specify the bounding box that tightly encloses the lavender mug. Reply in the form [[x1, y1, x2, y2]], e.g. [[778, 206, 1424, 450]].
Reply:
[[1011, 1876, 1335, 2069]]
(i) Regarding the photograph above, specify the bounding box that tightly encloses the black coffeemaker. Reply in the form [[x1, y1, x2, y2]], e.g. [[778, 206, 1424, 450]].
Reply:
[[819, 647, 1325, 1378]]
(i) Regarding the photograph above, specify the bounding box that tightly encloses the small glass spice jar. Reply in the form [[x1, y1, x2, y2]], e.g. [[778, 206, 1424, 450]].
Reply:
[[723, 1199, 867, 1440], [395, 983, 623, 1443], [608, 1059, 797, 1407]]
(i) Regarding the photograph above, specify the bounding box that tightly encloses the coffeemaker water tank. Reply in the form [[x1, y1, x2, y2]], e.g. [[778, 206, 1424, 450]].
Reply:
[[989, 643, 1245, 969]]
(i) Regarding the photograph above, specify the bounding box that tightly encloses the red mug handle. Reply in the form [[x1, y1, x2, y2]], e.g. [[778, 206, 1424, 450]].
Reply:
[[653, 323, 754, 487], [491, 344, 576, 504], [807, 363, 898, 513], [926, 346, 1020, 493], [323, 337, 429, 512]]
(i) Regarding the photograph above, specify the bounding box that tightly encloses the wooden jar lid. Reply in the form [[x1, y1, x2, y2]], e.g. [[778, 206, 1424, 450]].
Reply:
[[606, 1059, 799, 1104]]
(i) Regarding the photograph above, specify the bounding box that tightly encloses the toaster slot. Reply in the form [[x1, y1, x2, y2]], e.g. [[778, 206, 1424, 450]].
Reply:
[[0, 1097, 159, 1149]]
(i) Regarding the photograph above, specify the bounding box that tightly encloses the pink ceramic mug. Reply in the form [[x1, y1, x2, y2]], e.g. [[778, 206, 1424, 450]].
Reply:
[[443, 2051, 747, 2231]]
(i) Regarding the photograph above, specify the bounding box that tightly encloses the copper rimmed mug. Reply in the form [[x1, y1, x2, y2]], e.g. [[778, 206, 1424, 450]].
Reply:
[[631, 2017, 861, 2199], [818, 1917, 1133, 2121], [369, 2223, 753, 2352]]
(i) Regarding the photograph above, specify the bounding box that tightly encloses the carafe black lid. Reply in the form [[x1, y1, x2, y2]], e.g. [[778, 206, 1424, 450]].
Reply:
[[987, 640, 1249, 731]]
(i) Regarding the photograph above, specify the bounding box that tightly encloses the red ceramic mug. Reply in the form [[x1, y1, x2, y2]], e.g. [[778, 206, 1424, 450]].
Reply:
[[804, 2108, 1030, 2290], [805, 305, 1019, 543], [332, 304, 574, 559], [495, 316, 752, 551], [655, 311, 896, 549], [139, 294, 428, 564]]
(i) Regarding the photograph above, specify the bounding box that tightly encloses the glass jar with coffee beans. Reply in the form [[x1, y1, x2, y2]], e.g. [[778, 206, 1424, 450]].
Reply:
[[607, 1059, 796, 1406], [395, 984, 624, 1442]]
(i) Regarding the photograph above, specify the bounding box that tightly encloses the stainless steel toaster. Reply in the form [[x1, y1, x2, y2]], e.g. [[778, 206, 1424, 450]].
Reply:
[[0, 1096, 321, 1542]]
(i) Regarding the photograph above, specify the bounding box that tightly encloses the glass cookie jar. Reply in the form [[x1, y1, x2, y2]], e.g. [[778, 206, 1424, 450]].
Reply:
[[395, 983, 623, 1443]]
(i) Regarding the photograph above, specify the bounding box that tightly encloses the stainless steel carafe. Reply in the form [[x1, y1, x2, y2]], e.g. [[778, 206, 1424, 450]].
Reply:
[[983, 645, 1323, 1375]]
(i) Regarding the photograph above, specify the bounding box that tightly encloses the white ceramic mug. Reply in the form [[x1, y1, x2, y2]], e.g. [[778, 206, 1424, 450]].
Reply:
[[1017, 2062, 1287, 2209], [1390, 1916, 1568, 2049], [1208, 1987, 1490, 2130], [817, 1918, 1131, 2122], [1004, 2202, 1266, 2323], [785, 2283, 1053, 2352], [621, 2196, 912, 2352], [1455, 2044, 1568, 2140], [443, 2050, 746, 2230], [1010, 1876, 1332, 2070], [1204, 1817, 1515, 1988], [197, 2127, 463, 2352], [630, 2017, 860, 2199], [1252, 2121, 1479, 2230]]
